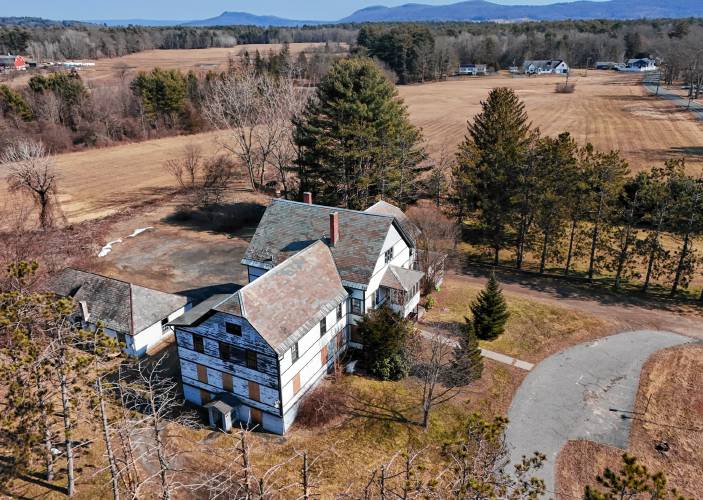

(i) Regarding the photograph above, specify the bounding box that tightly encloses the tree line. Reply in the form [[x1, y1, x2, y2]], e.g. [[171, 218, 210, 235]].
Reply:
[[452, 87, 703, 298], [357, 19, 703, 84]]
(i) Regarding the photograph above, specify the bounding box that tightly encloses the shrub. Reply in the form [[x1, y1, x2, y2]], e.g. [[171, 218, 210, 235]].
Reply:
[[556, 83, 576, 93], [358, 305, 415, 381], [295, 383, 347, 428], [425, 294, 436, 311]]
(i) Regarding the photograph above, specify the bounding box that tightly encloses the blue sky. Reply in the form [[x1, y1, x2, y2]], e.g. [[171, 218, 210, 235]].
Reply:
[[7, 0, 592, 22]]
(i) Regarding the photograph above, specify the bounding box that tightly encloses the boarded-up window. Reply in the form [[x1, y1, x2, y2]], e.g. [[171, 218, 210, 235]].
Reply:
[[321, 345, 329, 366], [222, 373, 233, 392], [197, 364, 208, 384], [336, 331, 344, 350], [250, 408, 262, 426], [200, 389, 211, 405], [248, 381, 260, 402], [219, 342, 232, 361], [225, 322, 242, 336], [292, 373, 301, 395]]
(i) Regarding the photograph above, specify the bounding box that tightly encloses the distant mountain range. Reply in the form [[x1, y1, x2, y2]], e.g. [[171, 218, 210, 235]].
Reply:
[[3, 0, 703, 28]]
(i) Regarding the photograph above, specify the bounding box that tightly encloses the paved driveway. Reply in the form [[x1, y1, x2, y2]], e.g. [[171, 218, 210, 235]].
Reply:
[[643, 75, 703, 122], [505, 330, 694, 496]]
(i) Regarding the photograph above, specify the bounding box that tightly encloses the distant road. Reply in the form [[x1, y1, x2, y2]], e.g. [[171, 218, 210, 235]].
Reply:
[[643, 74, 703, 122]]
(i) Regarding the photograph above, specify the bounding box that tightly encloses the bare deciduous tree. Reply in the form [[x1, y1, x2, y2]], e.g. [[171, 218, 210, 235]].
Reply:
[[413, 333, 459, 429], [165, 144, 202, 192], [2, 140, 61, 229], [407, 204, 456, 292], [204, 66, 308, 192]]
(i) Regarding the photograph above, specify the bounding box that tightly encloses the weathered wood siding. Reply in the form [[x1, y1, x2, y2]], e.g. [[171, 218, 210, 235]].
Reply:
[[175, 311, 281, 415]]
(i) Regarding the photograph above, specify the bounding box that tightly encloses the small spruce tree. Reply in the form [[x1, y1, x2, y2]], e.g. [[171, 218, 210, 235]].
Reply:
[[470, 272, 509, 340], [447, 318, 483, 387]]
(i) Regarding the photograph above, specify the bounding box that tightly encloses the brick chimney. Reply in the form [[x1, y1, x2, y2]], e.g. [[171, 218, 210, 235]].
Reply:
[[303, 192, 312, 204], [330, 212, 339, 246]]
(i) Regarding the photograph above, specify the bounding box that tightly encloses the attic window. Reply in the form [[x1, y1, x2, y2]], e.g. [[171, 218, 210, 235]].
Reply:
[[225, 322, 242, 336], [337, 303, 343, 322], [384, 247, 394, 264], [320, 317, 327, 336], [291, 342, 300, 363]]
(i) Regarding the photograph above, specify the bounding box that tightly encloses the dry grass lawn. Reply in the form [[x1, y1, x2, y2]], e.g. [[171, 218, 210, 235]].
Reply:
[[3, 70, 702, 227], [422, 274, 615, 362], [400, 72, 703, 175], [555, 343, 703, 499]]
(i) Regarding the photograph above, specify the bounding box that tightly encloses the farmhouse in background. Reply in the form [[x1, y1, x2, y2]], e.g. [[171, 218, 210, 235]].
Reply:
[[622, 58, 658, 72], [49, 268, 189, 357], [457, 63, 488, 76], [523, 59, 569, 75], [173, 195, 436, 434], [0, 54, 27, 71]]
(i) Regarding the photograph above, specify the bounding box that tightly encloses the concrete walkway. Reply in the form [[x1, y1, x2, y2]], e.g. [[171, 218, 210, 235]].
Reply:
[[418, 329, 535, 371], [505, 330, 694, 496], [643, 74, 703, 122]]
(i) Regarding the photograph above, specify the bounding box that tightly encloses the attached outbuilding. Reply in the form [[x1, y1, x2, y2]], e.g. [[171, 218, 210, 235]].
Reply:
[[49, 268, 189, 357], [523, 60, 569, 75]]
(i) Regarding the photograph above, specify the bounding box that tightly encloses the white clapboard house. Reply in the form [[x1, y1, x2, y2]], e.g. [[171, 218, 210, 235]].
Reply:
[[50, 268, 189, 357], [523, 59, 569, 75], [172, 195, 436, 434]]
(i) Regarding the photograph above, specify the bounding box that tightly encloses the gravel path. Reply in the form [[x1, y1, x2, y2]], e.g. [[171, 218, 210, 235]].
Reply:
[[505, 330, 694, 496]]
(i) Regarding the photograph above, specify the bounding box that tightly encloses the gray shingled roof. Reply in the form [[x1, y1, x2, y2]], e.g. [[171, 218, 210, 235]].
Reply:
[[49, 268, 187, 334], [169, 294, 231, 327], [227, 240, 348, 355], [364, 200, 419, 246], [380, 265, 424, 292], [243, 199, 413, 286]]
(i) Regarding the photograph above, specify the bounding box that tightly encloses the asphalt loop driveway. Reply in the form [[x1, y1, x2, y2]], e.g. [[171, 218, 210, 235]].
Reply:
[[505, 330, 694, 496]]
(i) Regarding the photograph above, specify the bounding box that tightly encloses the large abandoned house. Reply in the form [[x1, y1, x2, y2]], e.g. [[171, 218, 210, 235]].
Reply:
[[171, 196, 438, 434], [50, 268, 189, 357]]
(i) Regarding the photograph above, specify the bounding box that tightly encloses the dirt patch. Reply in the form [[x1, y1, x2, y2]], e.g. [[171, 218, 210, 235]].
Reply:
[[555, 343, 703, 499]]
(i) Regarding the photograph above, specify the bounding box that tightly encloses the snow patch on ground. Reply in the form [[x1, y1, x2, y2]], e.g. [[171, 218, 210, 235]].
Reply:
[[97, 227, 154, 258]]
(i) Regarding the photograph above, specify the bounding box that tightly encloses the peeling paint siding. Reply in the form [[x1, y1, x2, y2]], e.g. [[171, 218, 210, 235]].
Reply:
[[247, 265, 267, 283], [183, 383, 203, 405], [177, 346, 279, 388]]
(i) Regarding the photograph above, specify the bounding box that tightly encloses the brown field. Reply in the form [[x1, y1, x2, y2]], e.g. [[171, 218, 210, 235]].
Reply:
[[556, 343, 703, 499], [5, 43, 336, 88], [398, 71, 703, 174], [3, 70, 703, 226]]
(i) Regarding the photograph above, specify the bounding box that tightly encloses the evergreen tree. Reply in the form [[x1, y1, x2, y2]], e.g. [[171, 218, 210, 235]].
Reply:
[[448, 318, 483, 387], [294, 57, 426, 209], [470, 272, 510, 340], [454, 87, 533, 265], [357, 305, 415, 381]]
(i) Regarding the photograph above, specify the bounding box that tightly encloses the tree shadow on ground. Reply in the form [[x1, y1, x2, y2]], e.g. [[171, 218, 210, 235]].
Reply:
[[449, 251, 702, 313], [162, 202, 265, 238], [0, 455, 68, 497]]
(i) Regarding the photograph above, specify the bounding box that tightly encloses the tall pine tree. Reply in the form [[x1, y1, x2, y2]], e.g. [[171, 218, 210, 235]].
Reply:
[[454, 87, 533, 264], [293, 57, 426, 209], [470, 272, 510, 340]]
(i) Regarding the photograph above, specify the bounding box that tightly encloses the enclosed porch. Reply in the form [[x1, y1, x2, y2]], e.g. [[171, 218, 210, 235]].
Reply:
[[379, 265, 425, 319]]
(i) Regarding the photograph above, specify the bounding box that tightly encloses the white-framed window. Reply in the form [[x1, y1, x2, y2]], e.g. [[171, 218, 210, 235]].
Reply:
[[320, 316, 327, 337], [384, 247, 394, 264], [291, 341, 300, 362]]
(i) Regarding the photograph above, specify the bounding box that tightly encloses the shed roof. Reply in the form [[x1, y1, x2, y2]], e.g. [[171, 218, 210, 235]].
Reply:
[[243, 199, 412, 286], [228, 240, 348, 355], [49, 268, 187, 334]]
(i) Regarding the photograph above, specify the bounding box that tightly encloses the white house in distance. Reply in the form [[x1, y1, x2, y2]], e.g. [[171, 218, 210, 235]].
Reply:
[[173, 194, 434, 434], [523, 60, 569, 75], [621, 58, 658, 72], [50, 268, 189, 357], [457, 64, 488, 76]]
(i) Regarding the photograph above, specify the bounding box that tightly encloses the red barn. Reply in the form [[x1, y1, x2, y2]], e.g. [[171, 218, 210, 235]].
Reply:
[[0, 55, 27, 70]]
